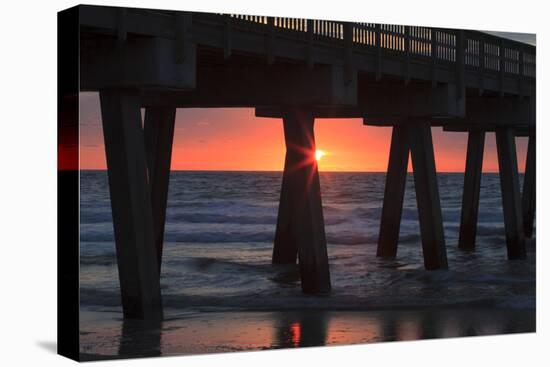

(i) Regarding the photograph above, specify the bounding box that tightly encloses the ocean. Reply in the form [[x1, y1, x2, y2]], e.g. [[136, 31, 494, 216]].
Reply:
[[78, 171, 535, 359]]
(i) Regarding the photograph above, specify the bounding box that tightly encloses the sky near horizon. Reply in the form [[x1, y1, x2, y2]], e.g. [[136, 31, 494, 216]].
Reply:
[[79, 93, 528, 173]]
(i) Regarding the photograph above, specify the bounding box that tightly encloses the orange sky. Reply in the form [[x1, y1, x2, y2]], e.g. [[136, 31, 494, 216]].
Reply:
[[79, 93, 528, 173]]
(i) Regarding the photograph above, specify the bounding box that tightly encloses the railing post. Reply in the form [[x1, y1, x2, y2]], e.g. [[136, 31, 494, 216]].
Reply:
[[375, 24, 382, 81], [499, 39, 505, 97], [223, 16, 232, 59], [174, 13, 192, 64], [404, 26, 410, 85], [116, 8, 127, 41], [479, 38, 485, 95], [307, 19, 314, 68], [455, 30, 465, 100], [266, 17, 275, 65], [343, 22, 354, 85], [518, 45, 525, 98], [431, 29, 437, 88]]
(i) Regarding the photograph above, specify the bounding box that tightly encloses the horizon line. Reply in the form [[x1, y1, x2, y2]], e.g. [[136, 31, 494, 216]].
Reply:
[[78, 168, 508, 174]]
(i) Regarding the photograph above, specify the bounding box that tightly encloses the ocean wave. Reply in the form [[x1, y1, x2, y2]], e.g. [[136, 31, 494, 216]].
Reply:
[[79, 286, 532, 313], [179, 256, 278, 274], [77, 172, 535, 319], [325, 233, 375, 245], [79, 223, 503, 251], [81, 230, 114, 243], [81, 254, 116, 266], [168, 199, 273, 212], [81, 227, 391, 246], [80, 211, 112, 224], [477, 225, 505, 235], [167, 212, 277, 225], [80, 230, 276, 244]]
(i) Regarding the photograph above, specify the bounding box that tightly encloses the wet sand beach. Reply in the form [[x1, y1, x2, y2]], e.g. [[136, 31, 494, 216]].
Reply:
[[79, 307, 535, 360]]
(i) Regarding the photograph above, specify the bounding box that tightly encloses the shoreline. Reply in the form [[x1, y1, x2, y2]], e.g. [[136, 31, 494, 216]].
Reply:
[[80, 306, 535, 361]]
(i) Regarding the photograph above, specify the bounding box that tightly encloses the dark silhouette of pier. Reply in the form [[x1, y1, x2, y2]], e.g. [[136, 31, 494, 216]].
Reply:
[[65, 5, 535, 320]]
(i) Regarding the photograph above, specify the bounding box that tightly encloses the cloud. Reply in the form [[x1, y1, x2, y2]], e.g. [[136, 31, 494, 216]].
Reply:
[[196, 121, 211, 126]]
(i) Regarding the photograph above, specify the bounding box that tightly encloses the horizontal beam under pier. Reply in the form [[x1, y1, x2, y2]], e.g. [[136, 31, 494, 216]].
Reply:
[[81, 38, 196, 91], [437, 96, 535, 128], [257, 87, 534, 128], [256, 83, 463, 120], [360, 83, 465, 122], [140, 65, 357, 108], [442, 125, 535, 136]]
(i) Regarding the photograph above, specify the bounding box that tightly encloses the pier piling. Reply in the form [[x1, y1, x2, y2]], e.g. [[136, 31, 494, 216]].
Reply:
[[377, 126, 410, 258], [273, 108, 331, 293], [144, 107, 176, 272], [100, 90, 163, 319], [409, 123, 448, 269], [495, 127, 526, 259], [273, 146, 299, 264], [458, 130, 486, 250], [522, 135, 536, 238], [377, 123, 448, 269]]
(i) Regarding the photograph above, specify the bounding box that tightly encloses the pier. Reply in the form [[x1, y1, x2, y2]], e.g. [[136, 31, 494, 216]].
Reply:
[[71, 5, 535, 319]]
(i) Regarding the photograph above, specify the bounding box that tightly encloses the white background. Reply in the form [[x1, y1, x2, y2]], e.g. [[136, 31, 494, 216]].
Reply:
[[0, 0, 547, 365]]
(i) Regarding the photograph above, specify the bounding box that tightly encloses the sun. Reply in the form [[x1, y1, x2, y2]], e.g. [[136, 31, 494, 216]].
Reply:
[[315, 149, 326, 162]]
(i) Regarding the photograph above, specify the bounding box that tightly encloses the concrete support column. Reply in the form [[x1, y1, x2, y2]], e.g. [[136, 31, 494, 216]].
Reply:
[[273, 143, 299, 265], [377, 126, 410, 258], [409, 123, 448, 269], [458, 130, 486, 250], [100, 90, 163, 319], [495, 127, 526, 259], [273, 108, 331, 294], [522, 135, 535, 238], [376, 123, 448, 269], [144, 107, 176, 273]]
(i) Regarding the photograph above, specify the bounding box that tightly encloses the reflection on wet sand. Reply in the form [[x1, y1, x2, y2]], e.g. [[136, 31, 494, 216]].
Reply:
[[272, 312, 330, 348], [118, 318, 163, 358], [79, 308, 535, 359]]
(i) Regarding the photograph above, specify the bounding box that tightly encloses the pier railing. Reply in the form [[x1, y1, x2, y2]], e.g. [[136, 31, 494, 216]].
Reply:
[[227, 14, 536, 79], [80, 7, 535, 95]]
